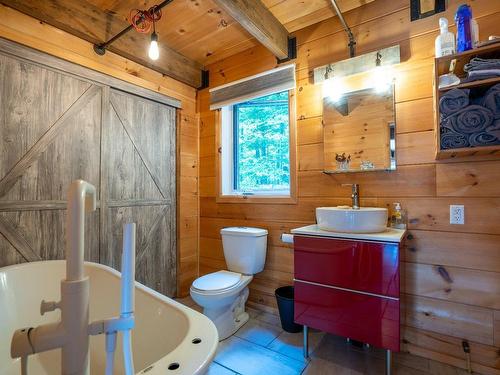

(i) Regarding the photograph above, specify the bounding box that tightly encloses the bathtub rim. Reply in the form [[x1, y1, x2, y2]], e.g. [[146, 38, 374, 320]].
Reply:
[[0, 260, 218, 375]]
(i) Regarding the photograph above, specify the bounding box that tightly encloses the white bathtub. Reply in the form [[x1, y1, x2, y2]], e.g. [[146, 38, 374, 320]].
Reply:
[[0, 261, 218, 375]]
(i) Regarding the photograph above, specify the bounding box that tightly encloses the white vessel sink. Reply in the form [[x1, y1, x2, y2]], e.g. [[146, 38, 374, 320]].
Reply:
[[316, 207, 388, 233]]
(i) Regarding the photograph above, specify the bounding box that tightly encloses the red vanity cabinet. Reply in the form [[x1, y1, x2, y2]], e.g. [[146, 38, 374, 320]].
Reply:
[[293, 235, 401, 352]]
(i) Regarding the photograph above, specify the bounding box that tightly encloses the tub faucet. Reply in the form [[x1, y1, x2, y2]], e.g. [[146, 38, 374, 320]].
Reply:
[[342, 183, 360, 209], [11, 180, 96, 375], [10, 180, 136, 375]]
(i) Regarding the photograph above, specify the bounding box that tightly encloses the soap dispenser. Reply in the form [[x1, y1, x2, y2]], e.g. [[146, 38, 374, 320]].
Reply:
[[391, 202, 407, 230], [435, 17, 456, 57]]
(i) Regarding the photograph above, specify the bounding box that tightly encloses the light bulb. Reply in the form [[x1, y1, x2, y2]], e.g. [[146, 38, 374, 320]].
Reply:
[[372, 65, 394, 93], [149, 32, 159, 60], [323, 77, 344, 102]]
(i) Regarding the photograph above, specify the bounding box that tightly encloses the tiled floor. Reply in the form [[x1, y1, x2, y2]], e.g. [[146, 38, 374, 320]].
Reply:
[[176, 297, 471, 375]]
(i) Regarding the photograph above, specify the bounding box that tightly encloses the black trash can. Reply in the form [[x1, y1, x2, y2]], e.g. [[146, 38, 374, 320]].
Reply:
[[275, 286, 302, 333]]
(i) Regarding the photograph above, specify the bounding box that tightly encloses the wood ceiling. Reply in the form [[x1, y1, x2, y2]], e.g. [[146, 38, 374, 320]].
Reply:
[[0, 0, 371, 88], [264, 0, 374, 32]]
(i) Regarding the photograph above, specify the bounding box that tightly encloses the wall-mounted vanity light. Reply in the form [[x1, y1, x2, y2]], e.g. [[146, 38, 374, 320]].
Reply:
[[315, 45, 401, 100], [372, 52, 396, 93], [322, 76, 345, 103]]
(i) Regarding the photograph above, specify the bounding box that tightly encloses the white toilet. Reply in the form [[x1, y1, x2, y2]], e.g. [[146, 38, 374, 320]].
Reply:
[[190, 227, 268, 340]]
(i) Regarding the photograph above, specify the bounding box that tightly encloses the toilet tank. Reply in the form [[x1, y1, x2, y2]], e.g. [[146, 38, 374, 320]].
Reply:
[[220, 227, 268, 275]]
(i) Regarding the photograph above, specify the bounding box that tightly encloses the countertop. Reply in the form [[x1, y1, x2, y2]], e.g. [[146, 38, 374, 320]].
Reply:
[[290, 224, 406, 243]]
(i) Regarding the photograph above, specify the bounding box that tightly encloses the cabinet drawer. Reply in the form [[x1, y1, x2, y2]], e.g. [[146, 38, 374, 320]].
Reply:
[[294, 235, 399, 297], [294, 280, 400, 352]]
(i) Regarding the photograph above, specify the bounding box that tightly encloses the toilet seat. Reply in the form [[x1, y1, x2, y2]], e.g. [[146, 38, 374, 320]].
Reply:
[[191, 270, 243, 294]]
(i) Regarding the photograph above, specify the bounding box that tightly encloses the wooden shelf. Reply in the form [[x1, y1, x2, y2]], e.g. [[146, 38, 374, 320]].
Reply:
[[436, 145, 500, 160], [439, 76, 500, 92], [435, 42, 500, 76], [434, 43, 500, 160], [436, 42, 500, 62]]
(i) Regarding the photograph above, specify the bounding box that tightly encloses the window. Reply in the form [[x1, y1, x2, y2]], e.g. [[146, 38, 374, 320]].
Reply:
[[220, 90, 293, 197]]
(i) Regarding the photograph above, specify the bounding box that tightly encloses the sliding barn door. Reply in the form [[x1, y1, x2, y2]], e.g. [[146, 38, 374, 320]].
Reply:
[[0, 50, 177, 296], [101, 89, 176, 296], [0, 52, 102, 265]]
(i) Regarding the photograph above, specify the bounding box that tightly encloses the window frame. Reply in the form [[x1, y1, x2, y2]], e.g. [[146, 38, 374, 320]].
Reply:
[[215, 89, 297, 204], [232, 105, 239, 192]]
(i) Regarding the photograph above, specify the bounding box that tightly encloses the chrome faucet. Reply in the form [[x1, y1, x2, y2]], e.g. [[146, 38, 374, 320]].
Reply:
[[342, 183, 360, 209]]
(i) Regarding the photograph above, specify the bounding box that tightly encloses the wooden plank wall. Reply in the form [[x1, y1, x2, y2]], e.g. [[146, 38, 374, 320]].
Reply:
[[0, 5, 199, 297], [198, 0, 500, 373]]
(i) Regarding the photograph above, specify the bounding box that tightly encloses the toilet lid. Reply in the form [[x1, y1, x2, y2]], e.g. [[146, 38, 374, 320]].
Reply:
[[192, 270, 242, 291]]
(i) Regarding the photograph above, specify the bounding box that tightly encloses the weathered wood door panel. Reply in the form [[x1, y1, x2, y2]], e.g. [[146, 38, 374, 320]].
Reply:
[[0, 52, 102, 267], [109, 91, 176, 202], [1, 87, 102, 202], [101, 89, 176, 296], [0, 53, 92, 179], [103, 94, 165, 202], [106, 205, 174, 296], [0, 210, 100, 264], [0, 47, 177, 296]]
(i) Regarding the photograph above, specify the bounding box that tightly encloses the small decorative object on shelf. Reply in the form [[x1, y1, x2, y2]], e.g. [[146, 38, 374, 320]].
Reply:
[[434, 42, 500, 159], [360, 161, 375, 170], [335, 153, 351, 171]]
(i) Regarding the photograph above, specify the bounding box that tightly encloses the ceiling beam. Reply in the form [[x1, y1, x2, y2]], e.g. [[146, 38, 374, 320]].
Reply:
[[213, 0, 290, 60], [0, 0, 203, 88]]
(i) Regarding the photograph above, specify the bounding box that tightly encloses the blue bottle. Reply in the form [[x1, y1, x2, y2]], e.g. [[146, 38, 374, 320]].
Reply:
[[455, 4, 473, 53]]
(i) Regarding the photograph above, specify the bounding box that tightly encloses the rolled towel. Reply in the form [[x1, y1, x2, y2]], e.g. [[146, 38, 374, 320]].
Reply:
[[439, 89, 469, 117], [464, 69, 500, 82], [440, 128, 469, 149], [485, 119, 500, 139], [468, 132, 500, 147], [464, 57, 500, 72], [441, 105, 493, 134], [481, 84, 500, 118]]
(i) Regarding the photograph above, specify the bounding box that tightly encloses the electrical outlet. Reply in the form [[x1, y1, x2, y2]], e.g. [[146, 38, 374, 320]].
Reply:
[[450, 205, 465, 225]]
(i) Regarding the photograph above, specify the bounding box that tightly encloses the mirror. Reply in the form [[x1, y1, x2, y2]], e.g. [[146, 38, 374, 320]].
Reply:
[[323, 85, 396, 173]]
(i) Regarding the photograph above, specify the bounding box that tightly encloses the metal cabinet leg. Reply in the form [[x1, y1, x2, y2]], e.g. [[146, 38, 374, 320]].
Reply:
[[303, 325, 309, 359], [385, 349, 392, 375]]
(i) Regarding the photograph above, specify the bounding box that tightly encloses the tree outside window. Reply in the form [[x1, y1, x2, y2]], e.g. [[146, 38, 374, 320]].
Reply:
[[232, 91, 290, 193]]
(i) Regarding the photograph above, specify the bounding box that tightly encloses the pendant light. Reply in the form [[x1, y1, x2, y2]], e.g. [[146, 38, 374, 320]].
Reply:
[[93, 1, 169, 61], [148, 10, 160, 61], [149, 32, 159, 60]]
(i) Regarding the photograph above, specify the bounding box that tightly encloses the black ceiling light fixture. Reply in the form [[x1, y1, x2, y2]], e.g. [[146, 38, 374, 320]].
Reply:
[[93, 0, 172, 61]]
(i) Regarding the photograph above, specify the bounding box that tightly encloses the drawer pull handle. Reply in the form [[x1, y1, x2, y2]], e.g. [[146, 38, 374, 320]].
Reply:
[[437, 266, 453, 283], [294, 279, 399, 301]]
